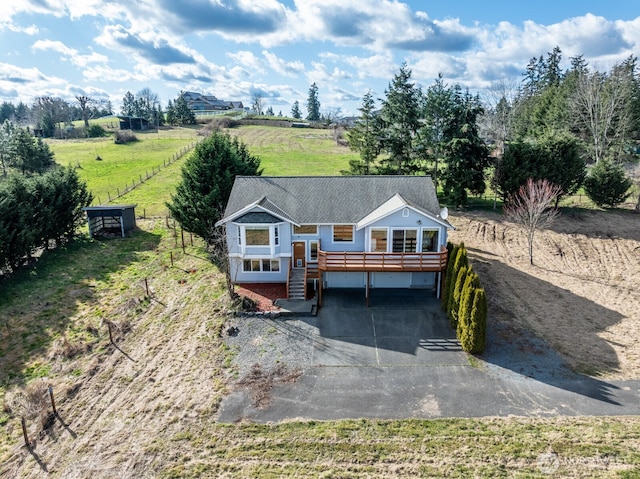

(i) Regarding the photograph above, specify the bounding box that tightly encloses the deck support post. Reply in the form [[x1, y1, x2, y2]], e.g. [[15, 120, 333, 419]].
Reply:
[[366, 272, 370, 307]]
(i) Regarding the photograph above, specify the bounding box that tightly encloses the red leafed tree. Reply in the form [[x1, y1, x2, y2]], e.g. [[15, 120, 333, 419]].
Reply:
[[504, 178, 562, 265]]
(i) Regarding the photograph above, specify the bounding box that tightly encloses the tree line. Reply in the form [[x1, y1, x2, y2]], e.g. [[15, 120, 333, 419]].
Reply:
[[1, 96, 113, 139], [345, 50, 639, 208]]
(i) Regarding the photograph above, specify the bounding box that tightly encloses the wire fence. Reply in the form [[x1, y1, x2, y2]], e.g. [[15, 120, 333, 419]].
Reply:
[[92, 138, 204, 206]]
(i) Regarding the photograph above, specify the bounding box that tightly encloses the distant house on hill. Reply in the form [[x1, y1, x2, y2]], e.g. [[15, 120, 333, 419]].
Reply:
[[182, 91, 244, 115]]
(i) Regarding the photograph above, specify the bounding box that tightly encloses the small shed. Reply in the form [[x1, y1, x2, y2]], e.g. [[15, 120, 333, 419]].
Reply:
[[117, 116, 151, 131], [83, 205, 137, 238]]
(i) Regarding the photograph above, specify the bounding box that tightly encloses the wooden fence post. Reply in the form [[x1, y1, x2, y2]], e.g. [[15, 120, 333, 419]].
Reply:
[[107, 321, 114, 345], [21, 417, 29, 448], [48, 385, 58, 416]]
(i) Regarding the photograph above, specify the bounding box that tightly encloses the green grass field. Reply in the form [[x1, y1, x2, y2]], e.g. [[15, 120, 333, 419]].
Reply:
[[47, 127, 202, 215], [227, 125, 356, 175]]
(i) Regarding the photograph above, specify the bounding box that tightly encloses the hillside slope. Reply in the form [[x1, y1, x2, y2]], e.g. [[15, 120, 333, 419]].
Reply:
[[448, 208, 640, 379]]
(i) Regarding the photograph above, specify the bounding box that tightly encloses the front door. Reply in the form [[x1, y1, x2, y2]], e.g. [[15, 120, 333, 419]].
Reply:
[[293, 241, 306, 268]]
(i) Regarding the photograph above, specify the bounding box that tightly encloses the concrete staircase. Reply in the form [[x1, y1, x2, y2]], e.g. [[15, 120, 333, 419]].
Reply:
[[288, 268, 306, 300]]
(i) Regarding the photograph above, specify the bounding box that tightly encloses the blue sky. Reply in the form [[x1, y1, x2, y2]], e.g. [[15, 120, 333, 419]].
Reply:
[[1, 1, 639, 117]]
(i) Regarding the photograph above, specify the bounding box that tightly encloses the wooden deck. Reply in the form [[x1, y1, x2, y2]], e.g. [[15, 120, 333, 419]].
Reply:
[[317, 249, 448, 273]]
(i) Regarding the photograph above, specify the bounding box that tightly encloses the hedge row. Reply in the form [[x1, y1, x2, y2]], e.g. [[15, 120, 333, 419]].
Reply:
[[0, 168, 92, 273], [441, 242, 487, 354]]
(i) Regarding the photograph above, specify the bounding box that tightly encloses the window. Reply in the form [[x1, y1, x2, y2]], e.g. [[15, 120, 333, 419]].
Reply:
[[294, 224, 318, 235], [243, 259, 280, 272], [309, 241, 318, 261], [237, 226, 241, 246], [421, 229, 439, 252], [274, 226, 279, 246], [392, 229, 417, 253], [333, 225, 354, 242], [370, 229, 387, 252], [245, 227, 269, 246]]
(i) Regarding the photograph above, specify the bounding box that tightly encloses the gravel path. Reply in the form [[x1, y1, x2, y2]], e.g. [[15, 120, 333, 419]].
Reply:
[[225, 314, 319, 378]]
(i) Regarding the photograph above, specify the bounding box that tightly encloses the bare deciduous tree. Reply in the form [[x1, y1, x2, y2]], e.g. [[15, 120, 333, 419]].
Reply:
[[75, 95, 94, 128], [251, 92, 264, 115], [480, 78, 519, 157], [504, 178, 562, 265], [571, 62, 636, 164], [207, 223, 240, 299]]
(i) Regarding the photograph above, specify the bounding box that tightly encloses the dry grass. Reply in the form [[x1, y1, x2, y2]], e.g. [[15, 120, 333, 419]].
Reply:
[[1, 210, 639, 478], [449, 207, 640, 379]]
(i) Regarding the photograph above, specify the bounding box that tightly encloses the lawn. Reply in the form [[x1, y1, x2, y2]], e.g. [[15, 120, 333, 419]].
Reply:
[[47, 126, 202, 210], [226, 125, 357, 175]]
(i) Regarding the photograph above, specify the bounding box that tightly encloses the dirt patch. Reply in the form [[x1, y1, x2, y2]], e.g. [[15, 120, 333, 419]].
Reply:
[[237, 363, 302, 408], [448, 208, 640, 379], [236, 283, 287, 311]]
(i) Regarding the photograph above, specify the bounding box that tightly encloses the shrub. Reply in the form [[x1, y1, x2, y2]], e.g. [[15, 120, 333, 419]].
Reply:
[[114, 129, 138, 144], [450, 265, 468, 329], [87, 124, 107, 138], [446, 245, 468, 321], [457, 283, 475, 350], [441, 243, 460, 311], [584, 159, 632, 208], [458, 288, 487, 354]]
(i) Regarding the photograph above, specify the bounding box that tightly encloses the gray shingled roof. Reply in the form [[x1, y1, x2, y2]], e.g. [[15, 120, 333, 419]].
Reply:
[[223, 176, 442, 224]]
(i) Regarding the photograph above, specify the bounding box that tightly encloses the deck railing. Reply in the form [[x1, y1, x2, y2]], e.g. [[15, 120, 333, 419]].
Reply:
[[317, 248, 448, 272]]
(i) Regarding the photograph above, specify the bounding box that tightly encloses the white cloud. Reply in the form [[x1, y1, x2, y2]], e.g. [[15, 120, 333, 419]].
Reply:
[[32, 40, 109, 67], [0, 21, 39, 35], [306, 61, 352, 86], [262, 51, 304, 77], [227, 51, 265, 75]]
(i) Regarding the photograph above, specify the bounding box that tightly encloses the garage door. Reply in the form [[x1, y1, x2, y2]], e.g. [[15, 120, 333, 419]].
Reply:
[[371, 272, 411, 288], [325, 272, 366, 288]]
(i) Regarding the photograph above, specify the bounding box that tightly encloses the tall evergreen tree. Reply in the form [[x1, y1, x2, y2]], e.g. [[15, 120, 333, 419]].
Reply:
[[121, 91, 136, 116], [167, 132, 262, 242], [345, 90, 380, 175], [9, 128, 54, 174], [420, 74, 456, 185], [306, 83, 321, 121], [291, 101, 302, 119], [441, 88, 489, 206], [378, 63, 422, 174], [171, 92, 196, 125]]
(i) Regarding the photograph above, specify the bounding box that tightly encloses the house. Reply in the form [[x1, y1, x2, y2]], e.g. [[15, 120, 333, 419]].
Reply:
[[182, 91, 244, 115], [216, 176, 453, 305]]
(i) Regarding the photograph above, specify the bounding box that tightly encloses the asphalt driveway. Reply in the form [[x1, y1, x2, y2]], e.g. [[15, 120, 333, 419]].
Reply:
[[218, 289, 640, 423], [312, 289, 466, 367]]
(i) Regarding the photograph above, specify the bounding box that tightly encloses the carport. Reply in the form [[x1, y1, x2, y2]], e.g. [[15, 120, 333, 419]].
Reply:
[[83, 205, 137, 238]]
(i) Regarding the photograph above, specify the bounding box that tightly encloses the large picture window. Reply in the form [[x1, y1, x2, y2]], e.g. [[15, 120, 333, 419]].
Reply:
[[242, 259, 280, 272], [245, 227, 269, 246], [392, 229, 417, 253], [333, 225, 354, 242], [370, 229, 388, 252], [421, 229, 439, 252]]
